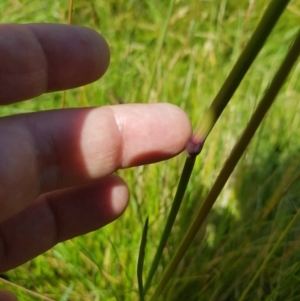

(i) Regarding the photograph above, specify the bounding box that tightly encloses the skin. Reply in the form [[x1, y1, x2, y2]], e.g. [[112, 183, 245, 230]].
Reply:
[[0, 24, 192, 300]]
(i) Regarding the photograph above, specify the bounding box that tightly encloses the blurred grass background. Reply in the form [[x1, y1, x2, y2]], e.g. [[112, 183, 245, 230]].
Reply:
[[0, 0, 300, 300]]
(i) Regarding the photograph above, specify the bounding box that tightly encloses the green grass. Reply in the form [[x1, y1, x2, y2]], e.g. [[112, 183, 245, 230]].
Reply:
[[0, 0, 300, 300]]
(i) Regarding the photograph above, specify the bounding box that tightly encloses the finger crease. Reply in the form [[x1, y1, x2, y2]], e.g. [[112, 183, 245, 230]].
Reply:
[[44, 194, 61, 244]]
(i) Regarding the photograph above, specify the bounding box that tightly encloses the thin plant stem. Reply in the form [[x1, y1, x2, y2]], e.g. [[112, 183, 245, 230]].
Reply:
[[149, 30, 300, 301], [146, 0, 175, 102], [62, 0, 74, 108], [143, 156, 196, 294], [238, 209, 300, 301], [143, 0, 290, 295], [137, 217, 149, 301], [192, 0, 290, 143], [0, 278, 55, 301], [260, 167, 296, 221], [67, 0, 74, 25]]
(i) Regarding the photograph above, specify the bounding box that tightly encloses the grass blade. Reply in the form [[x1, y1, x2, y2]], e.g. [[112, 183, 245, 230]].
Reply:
[[59, 284, 74, 301], [143, 156, 196, 294], [146, 0, 175, 102], [61, 0, 74, 108], [149, 30, 300, 301], [67, 0, 74, 25], [238, 209, 300, 301], [137, 217, 149, 301], [0, 277, 55, 301]]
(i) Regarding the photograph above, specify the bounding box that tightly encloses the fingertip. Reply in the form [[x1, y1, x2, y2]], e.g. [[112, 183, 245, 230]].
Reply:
[[163, 103, 193, 147], [27, 24, 111, 91], [0, 290, 18, 301], [43, 175, 130, 241], [0, 23, 111, 104], [76, 25, 110, 80], [113, 103, 193, 166], [109, 176, 130, 218]]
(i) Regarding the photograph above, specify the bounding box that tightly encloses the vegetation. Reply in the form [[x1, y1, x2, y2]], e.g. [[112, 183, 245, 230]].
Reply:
[[0, 0, 299, 300]]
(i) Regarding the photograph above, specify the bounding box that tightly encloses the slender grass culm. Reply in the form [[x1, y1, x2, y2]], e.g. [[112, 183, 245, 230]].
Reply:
[[142, 0, 291, 297], [149, 30, 300, 301], [137, 217, 149, 301], [61, 0, 74, 108], [146, 0, 175, 103]]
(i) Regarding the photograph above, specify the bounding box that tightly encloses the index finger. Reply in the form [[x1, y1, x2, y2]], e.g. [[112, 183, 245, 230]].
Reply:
[[0, 103, 192, 222], [0, 23, 110, 104]]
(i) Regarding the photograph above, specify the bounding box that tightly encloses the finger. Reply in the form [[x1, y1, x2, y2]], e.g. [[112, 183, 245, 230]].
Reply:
[[0, 291, 18, 301], [0, 24, 110, 104], [0, 175, 128, 272], [0, 103, 192, 222]]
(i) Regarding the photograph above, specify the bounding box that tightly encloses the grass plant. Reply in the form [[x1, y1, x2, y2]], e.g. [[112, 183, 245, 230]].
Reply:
[[0, 0, 299, 300], [149, 29, 300, 301], [144, 1, 292, 295]]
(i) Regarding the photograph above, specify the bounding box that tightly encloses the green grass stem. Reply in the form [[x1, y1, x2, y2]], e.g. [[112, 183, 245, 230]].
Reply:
[[193, 0, 290, 141], [137, 217, 149, 301], [67, 0, 74, 24], [0, 277, 55, 301], [238, 209, 300, 301], [61, 0, 74, 108], [146, 0, 175, 102], [143, 156, 196, 294], [149, 30, 300, 301], [144, 0, 290, 295], [260, 168, 300, 221]]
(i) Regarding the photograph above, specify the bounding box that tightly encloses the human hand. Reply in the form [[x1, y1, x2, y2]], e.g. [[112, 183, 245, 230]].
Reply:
[[0, 23, 191, 300]]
